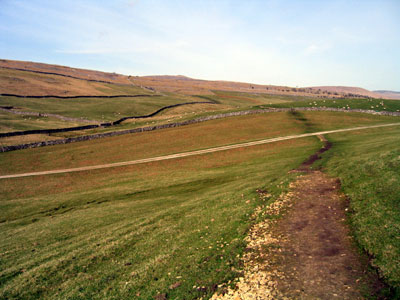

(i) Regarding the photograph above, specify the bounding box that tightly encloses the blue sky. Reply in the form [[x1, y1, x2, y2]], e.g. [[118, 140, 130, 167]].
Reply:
[[1, 0, 399, 90]]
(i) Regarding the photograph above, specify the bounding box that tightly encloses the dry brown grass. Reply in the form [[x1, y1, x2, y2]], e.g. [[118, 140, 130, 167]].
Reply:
[[0, 68, 108, 96], [0, 68, 150, 96], [129, 76, 380, 98], [0, 59, 131, 84], [0, 112, 304, 175], [0, 134, 64, 146], [1, 59, 386, 99], [311, 85, 384, 98]]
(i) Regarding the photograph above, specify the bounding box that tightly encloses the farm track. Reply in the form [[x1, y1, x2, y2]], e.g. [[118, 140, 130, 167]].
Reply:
[[212, 136, 384, 299], [1, 122, 400, 179]]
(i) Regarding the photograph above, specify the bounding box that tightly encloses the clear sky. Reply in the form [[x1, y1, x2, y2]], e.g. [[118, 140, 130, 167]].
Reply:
[[1, 0, 399, 90]]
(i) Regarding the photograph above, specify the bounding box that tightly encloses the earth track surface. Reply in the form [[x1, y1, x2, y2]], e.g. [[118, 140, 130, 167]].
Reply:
[[211, 138, 384, 299]]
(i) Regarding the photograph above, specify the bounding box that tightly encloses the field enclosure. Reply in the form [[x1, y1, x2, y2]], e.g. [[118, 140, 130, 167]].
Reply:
[[1, 109, 399, 299]]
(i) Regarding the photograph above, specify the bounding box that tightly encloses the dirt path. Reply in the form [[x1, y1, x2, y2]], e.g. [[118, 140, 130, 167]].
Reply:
[[212, 138, 383, 299], [1, 122, 400, 179], [276, 171, 374, 299]]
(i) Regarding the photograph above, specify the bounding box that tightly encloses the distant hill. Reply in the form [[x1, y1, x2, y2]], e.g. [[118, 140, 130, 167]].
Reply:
[[309, 86, 387, 99], [0, 59, 131, 84], [0, 59, 150, 96], [373, 90, 400, 100], [1, 59, 397, 99], [141, 75, 196, 81]]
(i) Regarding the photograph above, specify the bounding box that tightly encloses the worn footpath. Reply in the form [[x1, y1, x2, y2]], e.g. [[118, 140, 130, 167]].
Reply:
[[211, 140, 381, 299]]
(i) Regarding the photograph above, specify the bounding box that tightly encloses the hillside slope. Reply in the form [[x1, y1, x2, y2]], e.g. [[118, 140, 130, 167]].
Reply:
[[374, 90, 400, 100], [0, 59, 131, 84], [310, 86, 387, 99], [2, 59, 391, 99]]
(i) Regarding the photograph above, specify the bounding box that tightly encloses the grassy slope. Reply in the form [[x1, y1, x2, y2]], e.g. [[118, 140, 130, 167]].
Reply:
[[1, 111, 398, 175], [0, 89, 294, 135], [0, 111, 82, 133], [196, 91, 296, 108], [47, 99, 400, 140], [318, 126, 400, 294], [1, 111, 399, 299], [264, 97, 400, 113], [2, 143, 312, 300], [0, 112, 319, 299], [6, 89, 395, 143], [0, 94, 195, 124], [0, 68, 148, 96]]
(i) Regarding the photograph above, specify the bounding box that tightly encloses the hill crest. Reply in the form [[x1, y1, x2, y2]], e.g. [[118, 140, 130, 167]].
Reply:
[[1, 59, 398, 99]]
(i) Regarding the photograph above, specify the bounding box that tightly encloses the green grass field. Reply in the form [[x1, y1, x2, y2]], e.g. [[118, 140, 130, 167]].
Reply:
[[0, 94, 198, 123], [199, 90, 400, 113], [195, 90, 297, 108], [1, 111, 400, 299], [319, 126, 400, 295], [3, 88, 399, 149], [0, 112, 320, 299], [264, 97, 400, 113], [0, 110, 82, 133], [1, 111, 398, 175]]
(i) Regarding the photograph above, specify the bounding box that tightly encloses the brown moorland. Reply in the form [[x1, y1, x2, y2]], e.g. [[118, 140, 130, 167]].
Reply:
[[0, 59, 131, 84], [1, 59, 393, 98], [0, 67, 150, 96]]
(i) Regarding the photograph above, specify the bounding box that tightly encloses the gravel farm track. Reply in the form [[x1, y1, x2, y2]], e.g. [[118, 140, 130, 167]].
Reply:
[[1, 122, 399, 179]]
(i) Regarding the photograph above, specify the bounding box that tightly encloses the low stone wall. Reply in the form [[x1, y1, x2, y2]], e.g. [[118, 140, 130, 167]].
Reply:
[[112, 101, 215, 124], [0, 101, 216, 138], [1, 108, 399, 153], [0, 107, 96, 123], [0, 93, 157, 99]]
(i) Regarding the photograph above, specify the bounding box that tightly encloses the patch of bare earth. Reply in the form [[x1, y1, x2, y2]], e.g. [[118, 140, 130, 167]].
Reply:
[[212, 140, 383, 299], [276, 171, 374, 299]]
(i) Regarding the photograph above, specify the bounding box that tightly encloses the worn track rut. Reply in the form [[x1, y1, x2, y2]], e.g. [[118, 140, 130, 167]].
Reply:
[[211, 137, 384, 299]]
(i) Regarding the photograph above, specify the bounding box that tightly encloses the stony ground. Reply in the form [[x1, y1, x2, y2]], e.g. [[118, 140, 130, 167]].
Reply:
[[211, 169, 381, 300]]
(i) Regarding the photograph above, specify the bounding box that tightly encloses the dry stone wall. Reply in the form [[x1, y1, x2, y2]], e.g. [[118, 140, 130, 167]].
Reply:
[[0, 93, 157, 99], [1, 108, 399, 153]]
